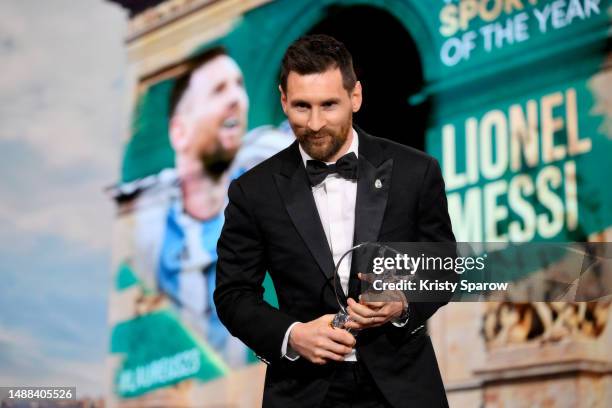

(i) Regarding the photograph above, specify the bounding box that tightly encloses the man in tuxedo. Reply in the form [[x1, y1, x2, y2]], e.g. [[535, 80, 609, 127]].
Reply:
[[215, 34, 455, 407]]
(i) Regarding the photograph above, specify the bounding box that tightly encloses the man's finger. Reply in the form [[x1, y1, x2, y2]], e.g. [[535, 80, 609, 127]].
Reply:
[[347, 308, 384, 325], [374, 303, 404, 322], [322, 338, 353, 356], [348, 298, 387, 318], [344, 320, 365, 330], [358, 294, 385, 308], [361, 300, 385, 308], [316, 349, 345, 362], [345, 319, 383, 330], [327, 328, 356, 347]]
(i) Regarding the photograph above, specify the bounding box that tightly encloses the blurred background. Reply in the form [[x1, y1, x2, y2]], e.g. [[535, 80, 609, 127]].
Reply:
[[0, 0, 128, 405], [1, 0, 611, 407]]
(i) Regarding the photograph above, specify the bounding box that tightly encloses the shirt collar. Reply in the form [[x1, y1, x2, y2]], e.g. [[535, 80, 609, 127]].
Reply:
[[298, 127, 359, 167]]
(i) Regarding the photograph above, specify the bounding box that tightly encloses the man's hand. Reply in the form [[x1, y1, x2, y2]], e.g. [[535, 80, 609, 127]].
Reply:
[[344, 284, 407, 330], [289, 314, 356, 365], [343, 272, 408, 330]]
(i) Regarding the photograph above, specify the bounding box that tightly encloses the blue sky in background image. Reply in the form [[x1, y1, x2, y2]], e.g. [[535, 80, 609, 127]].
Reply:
[[0, 0, 130, 397]]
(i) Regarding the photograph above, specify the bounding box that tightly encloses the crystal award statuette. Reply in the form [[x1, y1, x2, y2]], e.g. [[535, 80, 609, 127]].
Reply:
[[330, 242, 408, 331]]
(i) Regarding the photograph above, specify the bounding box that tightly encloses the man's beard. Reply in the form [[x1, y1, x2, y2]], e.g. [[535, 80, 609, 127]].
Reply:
[[295, 120, 351, 162], [199, 145, 235, 180]]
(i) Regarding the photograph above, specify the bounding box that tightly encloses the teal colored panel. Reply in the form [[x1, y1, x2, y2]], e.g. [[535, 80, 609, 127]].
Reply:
[[122, 80, 175, 182]]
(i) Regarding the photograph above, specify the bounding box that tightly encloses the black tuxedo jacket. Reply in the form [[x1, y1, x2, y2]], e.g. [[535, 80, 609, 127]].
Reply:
[[215, 127, 456, 407]]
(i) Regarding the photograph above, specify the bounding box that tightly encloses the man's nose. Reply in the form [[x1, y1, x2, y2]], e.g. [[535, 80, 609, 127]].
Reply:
[[307, 109, 326, 132], [225, 84, 247, 107]]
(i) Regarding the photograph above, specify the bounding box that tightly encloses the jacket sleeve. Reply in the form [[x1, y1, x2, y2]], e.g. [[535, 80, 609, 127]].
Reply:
[[214, 178, 296, 364], [405, 157, 457, 334]]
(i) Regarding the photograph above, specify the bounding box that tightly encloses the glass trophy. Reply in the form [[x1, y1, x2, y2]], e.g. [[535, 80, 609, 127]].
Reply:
[[330, 242, 409, 331]]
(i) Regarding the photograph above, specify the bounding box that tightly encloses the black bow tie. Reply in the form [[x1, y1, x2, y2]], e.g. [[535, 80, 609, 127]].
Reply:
[[305, 152, 359, 186]]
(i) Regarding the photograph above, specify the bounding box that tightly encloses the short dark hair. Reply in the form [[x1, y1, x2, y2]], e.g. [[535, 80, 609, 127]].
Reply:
[[168, 46, 227, 117], [279, 34, 356, 93]]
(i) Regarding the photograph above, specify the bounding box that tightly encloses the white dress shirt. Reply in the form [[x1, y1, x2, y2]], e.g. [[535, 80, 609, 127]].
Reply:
[[281, 128, 408, 362]]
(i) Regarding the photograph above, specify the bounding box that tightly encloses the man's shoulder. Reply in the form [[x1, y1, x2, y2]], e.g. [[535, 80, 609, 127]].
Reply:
[[364, 131, 435, 169]]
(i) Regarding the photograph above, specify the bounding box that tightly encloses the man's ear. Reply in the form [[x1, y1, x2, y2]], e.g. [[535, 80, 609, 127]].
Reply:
[[169, 116, 186, 151], [279, 84, 288, 114], [351, 81, 363, 113]]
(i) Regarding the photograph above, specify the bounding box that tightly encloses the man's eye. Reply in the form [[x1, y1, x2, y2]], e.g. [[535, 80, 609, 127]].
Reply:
[[214, 82, 226, 94], [323, 102, 337, 108]]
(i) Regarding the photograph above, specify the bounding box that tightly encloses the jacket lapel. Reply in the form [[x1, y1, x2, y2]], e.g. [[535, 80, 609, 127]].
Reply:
[[274, 142, 336, 286], [348, 128, 394, 300], [353, 127, 393, 246]]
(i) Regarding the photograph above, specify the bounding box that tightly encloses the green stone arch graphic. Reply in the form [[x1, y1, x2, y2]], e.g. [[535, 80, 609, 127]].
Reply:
[[222, 0, 441, 130], [121, 0, 442, 182], [120, 0, 612, 245]]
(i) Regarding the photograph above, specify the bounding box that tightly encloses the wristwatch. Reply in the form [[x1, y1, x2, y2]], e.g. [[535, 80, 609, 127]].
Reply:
[[397, 301, 410, 322], [391, 297, 410, 327]]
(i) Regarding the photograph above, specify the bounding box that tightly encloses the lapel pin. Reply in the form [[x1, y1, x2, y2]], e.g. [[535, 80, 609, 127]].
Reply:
[[375, 179, 382, 189]]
